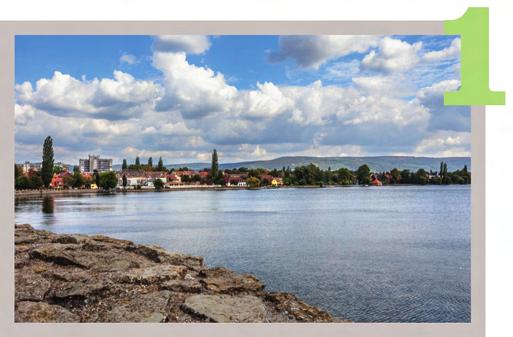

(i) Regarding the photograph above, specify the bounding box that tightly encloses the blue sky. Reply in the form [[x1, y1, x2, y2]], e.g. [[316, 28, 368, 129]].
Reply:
[[15, 35, 469, 164]]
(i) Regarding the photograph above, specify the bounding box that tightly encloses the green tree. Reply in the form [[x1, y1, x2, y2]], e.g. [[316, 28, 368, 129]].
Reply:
[[122, 174, 128, 188], [72, 171, 84, 188], [122, 159, 128, 170], [15, 165, 22, 188], [441, 162, 450, 184], [73, 165, 80, 173], [400, 169, 411, 184], [153, 178, 164, 190], [157, 157, 164, 171], [63, 175, 75, 189], [16, 176, 31, 189], [93, 169, 100, 186], [356, 164, 371, 185], [99, 171, 118, 190], [30, 175, 44, 189], [210, 149, 219, 184], [415, 168, 429, 185], [246, 176, 260, 188], [135, 157, 140, 168], [41, 136, 54, 188], [336, 167, 355, 185], [147, 157, 153, 170], [390, 168, 401, 184]]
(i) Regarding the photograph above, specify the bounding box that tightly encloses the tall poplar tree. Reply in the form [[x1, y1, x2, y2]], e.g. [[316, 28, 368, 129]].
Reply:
[[41, 136, 54, 188], [122, 159, 128, 170], [157, 157, 164, 171], [211, 149, 219, 183]]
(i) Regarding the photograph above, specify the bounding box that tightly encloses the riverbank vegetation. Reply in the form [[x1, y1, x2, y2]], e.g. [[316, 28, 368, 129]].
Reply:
[[15, 136, 471, 191]]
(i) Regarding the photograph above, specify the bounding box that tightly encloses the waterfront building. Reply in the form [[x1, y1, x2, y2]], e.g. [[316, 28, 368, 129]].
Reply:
[[175, 170, 196, 177], [117, 170, 168, 189], [21, 161, 41, 174], [50, 171, 73, 189], [271, 178, 283, 187], [79, 155, 113, 173]]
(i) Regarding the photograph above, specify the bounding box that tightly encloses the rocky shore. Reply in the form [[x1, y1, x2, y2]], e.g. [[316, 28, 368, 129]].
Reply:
[[15, 224, 340, 323]]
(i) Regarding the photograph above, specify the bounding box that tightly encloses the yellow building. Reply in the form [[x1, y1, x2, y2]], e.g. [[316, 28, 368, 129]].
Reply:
[[271, 178, 283, 187]]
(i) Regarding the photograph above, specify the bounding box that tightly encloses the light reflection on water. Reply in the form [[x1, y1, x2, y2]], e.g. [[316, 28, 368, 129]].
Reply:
[[15, 185, 471, 322]]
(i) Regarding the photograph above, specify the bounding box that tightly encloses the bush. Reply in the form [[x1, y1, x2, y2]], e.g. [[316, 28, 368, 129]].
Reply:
[[153, 178, 164, 190], [99, 171, 118, 190]]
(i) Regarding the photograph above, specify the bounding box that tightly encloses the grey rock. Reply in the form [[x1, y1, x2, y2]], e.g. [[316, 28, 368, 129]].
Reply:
[[199, 268, 264, 293], [182, 294, 268, 322], [101, 290, 172, 322], [15, 272, 51, 301], [15, 301, 79, 322], [114, 265, 187, 284]]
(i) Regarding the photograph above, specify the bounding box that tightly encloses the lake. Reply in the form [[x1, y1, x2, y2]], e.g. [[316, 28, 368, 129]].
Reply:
[[14, 185, 471, 322]]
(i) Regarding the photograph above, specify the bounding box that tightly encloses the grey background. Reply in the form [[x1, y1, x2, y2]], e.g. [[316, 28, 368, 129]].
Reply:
[[0, 20, 484, 337]]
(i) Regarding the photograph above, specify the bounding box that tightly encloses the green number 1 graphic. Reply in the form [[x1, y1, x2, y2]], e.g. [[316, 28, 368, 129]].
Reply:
[[444, 7, 505, 106]]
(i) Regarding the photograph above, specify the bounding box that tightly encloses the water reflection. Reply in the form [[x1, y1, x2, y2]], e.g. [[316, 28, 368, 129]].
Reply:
[[42, 196, 54, 214]]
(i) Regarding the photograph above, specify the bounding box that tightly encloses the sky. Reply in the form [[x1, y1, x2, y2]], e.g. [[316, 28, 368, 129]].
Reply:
[[15, 35, 470, 165]]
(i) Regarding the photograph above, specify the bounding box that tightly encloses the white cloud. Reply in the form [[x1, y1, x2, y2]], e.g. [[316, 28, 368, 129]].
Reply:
[[422, 38, 460, 62], [120, 53, 137, 65], [361, 37, 422, 72], [414, 130, 470, 157], [234, 82, 294, 119], [153, 51, 237, 118], [269, 35, 380, 69], [324, 59, 360, 80], [153, 35, 210, 54], [251, 145, 268, 158], [415, 79, 469, 132], [16, 71, 163, 120], [15, 35, 471, 164], [416, 79, 460, 101]]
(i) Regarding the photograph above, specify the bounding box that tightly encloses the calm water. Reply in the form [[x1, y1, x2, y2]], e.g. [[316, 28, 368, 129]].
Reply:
[[15, 186, 471, 322]]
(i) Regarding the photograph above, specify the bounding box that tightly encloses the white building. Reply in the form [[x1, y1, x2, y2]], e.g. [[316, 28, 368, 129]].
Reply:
[[21, 161, 41, 174], [237, 181, 247, 187], [79, 155, 112, 173]]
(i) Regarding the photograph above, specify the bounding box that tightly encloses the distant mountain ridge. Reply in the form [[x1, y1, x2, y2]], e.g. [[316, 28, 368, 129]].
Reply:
[[113, 156, 471, 172]]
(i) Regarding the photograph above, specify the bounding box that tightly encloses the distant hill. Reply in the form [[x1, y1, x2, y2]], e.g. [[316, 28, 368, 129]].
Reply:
[[113, 156, 470, 172]]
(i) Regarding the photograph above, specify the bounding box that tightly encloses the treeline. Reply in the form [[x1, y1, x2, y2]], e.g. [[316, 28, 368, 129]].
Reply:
[[227, 162, 470, 186], [122, 156, 165, 171]]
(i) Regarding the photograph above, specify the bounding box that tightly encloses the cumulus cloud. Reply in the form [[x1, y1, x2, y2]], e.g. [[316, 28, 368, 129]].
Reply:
[[422, 38, 460, 62], [268, 35, 379, 69], [15, 35, 471, 164], [414, 130, 470, 157], [324, 59, 360, 80], [16, 71, 163, 120], [415, 79, 469, 132], [153, 51, 237, 118], [361, 37, 422, 72], [153, 35, 210, 54], [120, 53, 137, 65]]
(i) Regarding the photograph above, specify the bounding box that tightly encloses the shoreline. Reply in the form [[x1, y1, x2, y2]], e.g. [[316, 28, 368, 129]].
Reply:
[[15, 224, 342, 323], [14, 183, 469, 199]]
